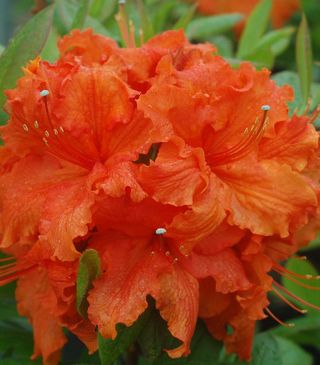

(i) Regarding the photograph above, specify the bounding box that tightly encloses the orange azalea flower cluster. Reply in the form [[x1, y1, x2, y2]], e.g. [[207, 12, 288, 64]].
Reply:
[[194, 0, 300, 31], [0, 29, 320, 365]]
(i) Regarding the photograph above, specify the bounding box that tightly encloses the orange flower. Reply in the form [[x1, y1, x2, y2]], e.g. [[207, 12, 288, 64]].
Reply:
[[194, 0, 300, 32], [0, 29, 319, 364], [0, 242, 97, 365]]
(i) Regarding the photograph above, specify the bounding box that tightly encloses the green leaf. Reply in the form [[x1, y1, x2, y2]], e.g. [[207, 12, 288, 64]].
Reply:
[[186, 14, 243, 40], [173, 4, 197, 31], [41, 28, 59, 62], [76, 249, 101, 318], [244, 45, 275, 69], [71, 0, 90, 29], [139, 320, 222, 365], [274, 336, 312, 365], [252, 333, 282, 365], [0, 282, 18, 320], [237, 0, 272, 58], [99, 309, 151, 365], [90, 0, 117, 22], [0, 318, 41, 364], [270, 316, 320, 349], [0, 6, 54, 109], [256, 27, 295, 57], [282, 258, 319, 316], [296, 15, 313, 105]]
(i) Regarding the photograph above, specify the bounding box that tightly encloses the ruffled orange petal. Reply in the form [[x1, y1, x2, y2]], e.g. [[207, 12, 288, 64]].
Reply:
[[259, 115, 319, 171], [88, 235, 169, 339], [57, 66, 136, 159], [39, 176, 95, 261], [167, 174, 225, 247], [217, 157, 317, 237], [58, 28, 118, 65], [199, 278, 231, 318], [155, 266, 199, 358], [16, 269, 67, 365], [88, 233, 198, 357], [178, 248, 251, 293], [0, 155, 71, 249], [139, 138, 209, 206]]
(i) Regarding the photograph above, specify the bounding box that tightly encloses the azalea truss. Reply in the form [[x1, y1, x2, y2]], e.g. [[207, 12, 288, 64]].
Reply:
[[0, 29, 320, 365]]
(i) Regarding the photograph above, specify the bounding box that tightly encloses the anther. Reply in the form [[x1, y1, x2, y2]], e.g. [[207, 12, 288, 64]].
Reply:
[[34, 120, 39, 129], [305, 274, 313, 279], [179, 245, 185, 251], [59, 126, 64, 133], [44, 130, 50, 137], [22, 124, 29, 132], [118, 0, 126, 4], [301, 309, 308, 314], [261, 105, 271, 111], [42, 137, 49, 145], [173, 257, 178, 263], [155, 227, 167, 235], [288, 323, 295, 327], [40, 89, 50, 97], [165, 251, 170, 256], [53, 129, 59, 136], [150, 251, 155, 256]]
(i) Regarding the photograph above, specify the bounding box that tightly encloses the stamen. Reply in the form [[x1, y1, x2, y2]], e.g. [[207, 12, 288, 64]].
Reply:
[[207, 105, 270, 166], [150, 251, 155, 256], [42, 137, 49, 145], [59, 126, 64, 133], [173, 257, 179, 263], [273, 281, 320, 311], [116, 0, 131, 48], [155, 227, 167, 235], [44, 130, 50, 137], [165, 251, 170, 256], [53, 128, 59, 135], [34, 120, 39, 129], [22, 124, 29, 132], [272, 287, 308, 314], [265, 307, 295, 328], [273, 262, 320, 281], [40, 89, 50, 97]]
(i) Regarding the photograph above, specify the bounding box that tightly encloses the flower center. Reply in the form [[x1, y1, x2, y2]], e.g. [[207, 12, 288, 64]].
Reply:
[[19, 90, 98, 169], [206, 105, 271, 167]]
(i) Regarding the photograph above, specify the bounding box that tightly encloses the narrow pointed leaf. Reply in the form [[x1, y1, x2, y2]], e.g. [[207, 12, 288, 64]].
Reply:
[[173, 4, 197, 31], [237, 0, 272, 58], [0, 6, 54, 109], [76, 249, 101, 318], [296, 15, 313, 105], [186, 13, 243, 40], [71, 0, 90, 30]]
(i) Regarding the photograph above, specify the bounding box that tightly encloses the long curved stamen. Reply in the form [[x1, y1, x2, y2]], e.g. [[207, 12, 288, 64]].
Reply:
[[0, 258, 34, 286], [272, 287, 308, 314], [208, 105, 270, 166], [273, 262, 320, 281], [116, 0, 136, 48], [265, 307, 295, 328], [273, 281, 320, 311]]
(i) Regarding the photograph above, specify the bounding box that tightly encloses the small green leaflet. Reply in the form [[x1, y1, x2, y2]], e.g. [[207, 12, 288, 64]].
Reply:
[[76, 249, 101, 318]]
